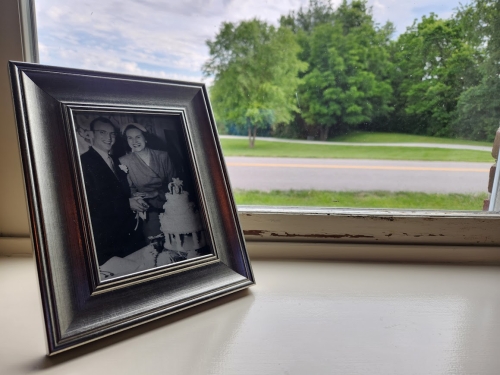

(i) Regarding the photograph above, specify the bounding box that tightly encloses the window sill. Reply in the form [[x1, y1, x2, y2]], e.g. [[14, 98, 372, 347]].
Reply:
[[2, 206, 500, 264], [1, 255, 499, 374], [239, 206, 500, 247]]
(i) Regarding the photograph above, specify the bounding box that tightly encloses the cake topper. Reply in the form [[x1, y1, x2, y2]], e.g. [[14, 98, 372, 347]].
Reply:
[[168, 178, 183, 194]]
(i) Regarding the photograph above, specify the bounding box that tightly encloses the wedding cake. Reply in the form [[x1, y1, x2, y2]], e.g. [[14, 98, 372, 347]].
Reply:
[[157, 178, 206, 257], [99, 178, 207, 280]]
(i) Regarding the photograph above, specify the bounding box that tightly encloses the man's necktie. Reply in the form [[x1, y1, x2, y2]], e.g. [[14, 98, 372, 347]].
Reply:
[[107, 155, 117, 176]]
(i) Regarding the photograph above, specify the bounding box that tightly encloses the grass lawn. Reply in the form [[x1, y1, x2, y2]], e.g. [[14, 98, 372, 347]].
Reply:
[[220, 139, 494, 162], [329, 131, 493, 146], [234, 190, 488, 211]]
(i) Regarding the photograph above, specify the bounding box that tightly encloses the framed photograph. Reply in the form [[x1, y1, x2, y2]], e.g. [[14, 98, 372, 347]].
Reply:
[[9, 61, 254, 355]]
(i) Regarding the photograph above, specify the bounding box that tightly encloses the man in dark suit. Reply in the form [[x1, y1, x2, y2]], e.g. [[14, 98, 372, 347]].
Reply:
[[80, 117, 147, 265]]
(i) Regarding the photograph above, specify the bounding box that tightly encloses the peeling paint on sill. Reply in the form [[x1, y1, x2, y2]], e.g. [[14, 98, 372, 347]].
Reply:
[[243, 230, 375, 239], [243, 230, 266, 236], [270, 232, 375, 239]]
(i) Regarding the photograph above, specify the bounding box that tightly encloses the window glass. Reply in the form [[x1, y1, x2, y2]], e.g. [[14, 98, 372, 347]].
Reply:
[[35, 0, 499, 211]]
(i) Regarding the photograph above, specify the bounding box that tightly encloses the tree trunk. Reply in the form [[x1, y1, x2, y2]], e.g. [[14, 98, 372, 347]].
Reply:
[[248, 126, 256, 148], [320, 125, 329, 141]]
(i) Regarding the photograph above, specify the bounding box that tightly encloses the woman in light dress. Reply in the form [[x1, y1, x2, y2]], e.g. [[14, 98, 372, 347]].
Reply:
[[118, 123, 176, 240]]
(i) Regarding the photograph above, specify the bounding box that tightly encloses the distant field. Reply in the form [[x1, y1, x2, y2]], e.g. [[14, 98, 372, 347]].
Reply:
[[234, 190, 488, 211], [220, 139, 493, 162], [330, 131, 492, 146]]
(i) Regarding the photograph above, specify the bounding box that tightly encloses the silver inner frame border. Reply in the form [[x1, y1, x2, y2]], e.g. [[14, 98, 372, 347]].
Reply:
[[64, 104, 221, 294]]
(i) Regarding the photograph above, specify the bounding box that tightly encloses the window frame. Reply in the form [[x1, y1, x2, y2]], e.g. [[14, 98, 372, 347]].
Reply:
[[239, 206, 500, 246]]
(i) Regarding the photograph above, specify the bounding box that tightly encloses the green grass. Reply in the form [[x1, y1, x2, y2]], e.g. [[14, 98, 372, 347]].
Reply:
[[234, 190, 488, 211], [220, 139, 493, 162], [330, 131, 493, 146]]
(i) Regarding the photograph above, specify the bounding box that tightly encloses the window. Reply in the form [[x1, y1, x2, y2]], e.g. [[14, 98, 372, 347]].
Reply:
[[34, 0, 500, 213], [2, 0, 500, 260]]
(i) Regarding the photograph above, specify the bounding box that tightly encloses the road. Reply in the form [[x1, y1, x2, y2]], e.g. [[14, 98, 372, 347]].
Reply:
[[224, 156, 491, 193]]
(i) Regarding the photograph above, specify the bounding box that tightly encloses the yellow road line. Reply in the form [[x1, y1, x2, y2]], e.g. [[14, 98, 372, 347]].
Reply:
[[226, 162, 489, 173]]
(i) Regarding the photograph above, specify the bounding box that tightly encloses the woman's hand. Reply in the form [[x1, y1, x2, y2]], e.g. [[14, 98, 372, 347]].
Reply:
[[129, 196, 149, 212]]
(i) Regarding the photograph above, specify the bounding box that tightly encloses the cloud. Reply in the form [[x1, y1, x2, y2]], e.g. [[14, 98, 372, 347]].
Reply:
[[36, 0, 465, 81], [36, 0, 313, 81], [367, 0, 464, 35]]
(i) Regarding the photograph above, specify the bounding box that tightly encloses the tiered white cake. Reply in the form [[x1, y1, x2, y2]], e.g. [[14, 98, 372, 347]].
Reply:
[[99, 178, 207, 279], [157, 178, 206, 260]]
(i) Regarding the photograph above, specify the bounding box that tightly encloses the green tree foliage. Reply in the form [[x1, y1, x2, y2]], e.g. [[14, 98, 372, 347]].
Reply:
[[203, 0, 499, 142], [453, 0, 500, 141], [280, 0, 335, 34], [391, 14, 482, 137], [290, 0, 393, 139], [203, 19, 306, 147]]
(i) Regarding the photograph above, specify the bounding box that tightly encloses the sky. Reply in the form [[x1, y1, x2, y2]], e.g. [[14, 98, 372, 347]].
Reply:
[[35, 0, 463, 83]]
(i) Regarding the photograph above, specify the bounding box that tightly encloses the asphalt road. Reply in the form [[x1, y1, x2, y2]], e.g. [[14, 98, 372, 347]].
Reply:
[[225, 156, 491, 193]]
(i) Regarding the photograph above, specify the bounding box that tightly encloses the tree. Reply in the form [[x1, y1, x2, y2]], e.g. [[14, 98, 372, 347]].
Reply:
[[296, 0, 393, 139], [203, 19, 306, 147], [391, 13, 482, 137], [280, 0, 335, 34], [453, 0, 500, 141]]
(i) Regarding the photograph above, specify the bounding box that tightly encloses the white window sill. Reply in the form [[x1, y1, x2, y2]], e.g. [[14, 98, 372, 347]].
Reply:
[[3, 206, 500, 264], [1, 255, 500, 374]]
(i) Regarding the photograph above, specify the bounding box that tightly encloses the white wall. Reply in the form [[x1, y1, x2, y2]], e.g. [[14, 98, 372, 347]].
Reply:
[[0, 0, 31, 238]]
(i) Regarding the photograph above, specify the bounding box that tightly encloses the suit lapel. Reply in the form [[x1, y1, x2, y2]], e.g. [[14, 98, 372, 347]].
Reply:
[[88, 147, 123, 187], [111, 154, 131, 194]]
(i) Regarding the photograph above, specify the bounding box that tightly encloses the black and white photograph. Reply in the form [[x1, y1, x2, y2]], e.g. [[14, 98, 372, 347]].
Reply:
[[74, 111, 212, 280]]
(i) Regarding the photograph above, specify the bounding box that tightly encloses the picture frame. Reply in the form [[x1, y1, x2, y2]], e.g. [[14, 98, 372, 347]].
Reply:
[[9, 61, 254, 355]]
